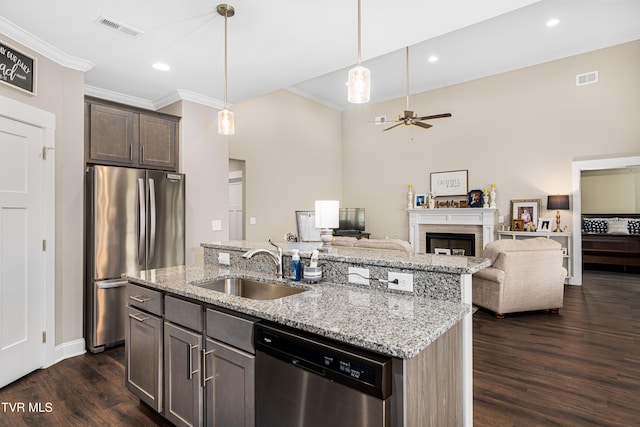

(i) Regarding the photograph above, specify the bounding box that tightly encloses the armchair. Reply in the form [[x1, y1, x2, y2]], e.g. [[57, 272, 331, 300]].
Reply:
[[473, 237, 567, 318]]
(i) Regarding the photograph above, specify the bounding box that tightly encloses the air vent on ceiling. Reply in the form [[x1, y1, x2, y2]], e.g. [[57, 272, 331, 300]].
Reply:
[[94, 15, 143, 38], [576, 71, 598, 86]]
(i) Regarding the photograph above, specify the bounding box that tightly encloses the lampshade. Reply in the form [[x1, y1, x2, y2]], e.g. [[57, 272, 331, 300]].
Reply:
[[348, 65, 371, 103], [547, 195, 570, 210], [315, 200, 339, 229], [218, 109, 234, 135]]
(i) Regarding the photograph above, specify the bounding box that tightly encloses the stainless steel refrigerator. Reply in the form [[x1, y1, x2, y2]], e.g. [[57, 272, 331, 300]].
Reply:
[[84, 165, 185, 353]]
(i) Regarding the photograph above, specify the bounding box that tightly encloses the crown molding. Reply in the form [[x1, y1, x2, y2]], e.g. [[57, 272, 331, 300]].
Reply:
[[0, 16, 93, 72], [84, 85, 156, 110], [168, 90, 225, 110]]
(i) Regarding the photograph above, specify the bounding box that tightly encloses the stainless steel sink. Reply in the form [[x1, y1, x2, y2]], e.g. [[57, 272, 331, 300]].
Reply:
[[195, 277, 306, 300]]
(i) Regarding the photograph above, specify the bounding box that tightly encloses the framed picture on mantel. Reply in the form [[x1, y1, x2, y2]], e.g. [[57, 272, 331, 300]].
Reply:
[[430, 170, 468, 197]]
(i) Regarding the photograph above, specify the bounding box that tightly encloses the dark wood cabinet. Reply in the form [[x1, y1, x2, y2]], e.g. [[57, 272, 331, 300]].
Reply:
[[85, 97, 180, 171]]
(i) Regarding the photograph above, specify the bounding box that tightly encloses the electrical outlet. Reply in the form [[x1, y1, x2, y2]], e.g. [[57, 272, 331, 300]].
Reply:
[[211, 220, 222, 231], [218, 252, 230, 265], [388, 272, 414, 292], [348, 267, 370, 285], [250, 217, 257, 225]]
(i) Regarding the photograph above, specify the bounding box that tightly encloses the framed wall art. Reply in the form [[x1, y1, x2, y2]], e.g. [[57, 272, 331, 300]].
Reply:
[[430, 170, 468, 197], [510, 199, 541, 225], [0, 41, 37, 95], [414, 194, 426, 208]]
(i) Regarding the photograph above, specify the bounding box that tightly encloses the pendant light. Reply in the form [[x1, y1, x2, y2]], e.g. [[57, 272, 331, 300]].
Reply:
[[217, 4, 235, 135], [347, 0, 370, 103]]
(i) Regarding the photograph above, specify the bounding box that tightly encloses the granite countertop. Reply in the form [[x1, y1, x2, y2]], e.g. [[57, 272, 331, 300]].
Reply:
[[202, 240, 490, 275], [123, 264, 470, 359]]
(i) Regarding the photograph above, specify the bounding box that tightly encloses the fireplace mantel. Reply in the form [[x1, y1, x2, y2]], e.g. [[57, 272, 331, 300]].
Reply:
[[407, 208, 499, 254]]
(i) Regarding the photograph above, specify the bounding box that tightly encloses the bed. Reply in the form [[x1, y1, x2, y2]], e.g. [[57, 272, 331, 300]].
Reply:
[[581, 213, 640, 269]]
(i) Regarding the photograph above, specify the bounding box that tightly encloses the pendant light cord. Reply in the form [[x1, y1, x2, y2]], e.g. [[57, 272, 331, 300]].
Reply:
[[405, 46, 410, 111], [357, 0, 362, 65], [223, 8, 228, 109]]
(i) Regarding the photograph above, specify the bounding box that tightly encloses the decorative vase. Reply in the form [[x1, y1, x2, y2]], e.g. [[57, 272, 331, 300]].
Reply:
[[490, 187, 497, 208], [428, 198, 435, 209], [482, 191, 489, 208]]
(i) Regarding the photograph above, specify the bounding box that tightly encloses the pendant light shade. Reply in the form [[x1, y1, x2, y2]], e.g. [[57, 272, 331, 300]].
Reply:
[[217, 4, 235, 135], [218, 109, 234, 135], [347, 0, 370, 104]]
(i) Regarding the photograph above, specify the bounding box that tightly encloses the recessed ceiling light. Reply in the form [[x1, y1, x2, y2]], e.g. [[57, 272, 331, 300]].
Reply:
[[546, 18, 560, 27], [152, 62, 171, 71], [428, 55, 439, 63]]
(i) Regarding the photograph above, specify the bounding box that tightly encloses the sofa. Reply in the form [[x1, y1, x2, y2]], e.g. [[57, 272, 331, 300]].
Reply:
[[473, 237, 567, 318], [332, 236, 414, 254]]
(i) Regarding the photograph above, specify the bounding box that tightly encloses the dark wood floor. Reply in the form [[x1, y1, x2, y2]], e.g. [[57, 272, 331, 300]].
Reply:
[[0, 271, 638, 426], [473, 270, 640, 427]]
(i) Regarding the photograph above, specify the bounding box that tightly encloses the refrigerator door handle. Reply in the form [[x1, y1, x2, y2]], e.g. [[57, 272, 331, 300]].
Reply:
[[138, 178, 146, 266], [149, 178, 157, 263], [97, 280, 128, 289]]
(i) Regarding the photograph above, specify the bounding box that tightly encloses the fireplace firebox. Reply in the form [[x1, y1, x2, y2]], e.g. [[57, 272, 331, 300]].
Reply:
[[426, 232, 476, 256]]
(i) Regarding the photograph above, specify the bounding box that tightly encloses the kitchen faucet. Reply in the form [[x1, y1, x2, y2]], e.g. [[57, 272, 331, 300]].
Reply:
[[242, 239, 283, 278]]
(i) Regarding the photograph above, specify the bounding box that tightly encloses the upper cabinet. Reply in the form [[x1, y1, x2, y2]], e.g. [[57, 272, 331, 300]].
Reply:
[[85, 97, 180, 171]]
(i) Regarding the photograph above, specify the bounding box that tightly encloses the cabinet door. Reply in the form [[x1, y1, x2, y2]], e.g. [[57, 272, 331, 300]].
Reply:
[[125, 306, 163, 412], [139, 114, 177, 171], [205, 338, 255, 427], [88, 103, 138, 165], [164, 323, 203, 427]]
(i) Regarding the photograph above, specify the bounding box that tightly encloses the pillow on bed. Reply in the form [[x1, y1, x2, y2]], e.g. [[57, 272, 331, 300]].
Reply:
[[607, 219, 629, 235], [627, 219, 640, 234], [582, 218, 608, 233]]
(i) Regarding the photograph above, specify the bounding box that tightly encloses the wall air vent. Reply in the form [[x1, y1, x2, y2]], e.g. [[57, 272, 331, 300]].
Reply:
[[576, 71, 598, 86], [94, 15, 143, 38], [374, 115, 387, 125]]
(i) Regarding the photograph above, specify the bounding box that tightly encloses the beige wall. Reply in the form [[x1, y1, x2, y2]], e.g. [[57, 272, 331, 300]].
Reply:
[[160, 100, 231, 264], [341, 40, 640, 239], [581, 167, 640, 214], [229, 90, 343, 241], [0, 35, 85, 346]]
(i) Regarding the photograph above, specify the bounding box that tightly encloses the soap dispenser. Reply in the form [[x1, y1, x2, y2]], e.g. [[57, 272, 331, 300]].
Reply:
[[290, 249, 301, 281]]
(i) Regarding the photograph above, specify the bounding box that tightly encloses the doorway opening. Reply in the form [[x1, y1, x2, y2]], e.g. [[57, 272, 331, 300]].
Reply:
[[229, 159, 245, 240]]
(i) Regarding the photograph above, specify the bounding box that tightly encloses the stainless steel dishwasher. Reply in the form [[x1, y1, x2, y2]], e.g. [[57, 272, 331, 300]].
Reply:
[[255, 322, 392, 427]]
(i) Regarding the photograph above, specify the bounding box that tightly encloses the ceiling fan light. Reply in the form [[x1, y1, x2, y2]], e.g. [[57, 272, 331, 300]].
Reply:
[[218, 109, 235, 135], [348, 65, 371, 104]]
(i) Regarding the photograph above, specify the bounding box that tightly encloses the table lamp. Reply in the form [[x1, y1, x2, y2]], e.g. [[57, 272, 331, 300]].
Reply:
[[315, 200, 339, 252], [547, 195, 570, 232]]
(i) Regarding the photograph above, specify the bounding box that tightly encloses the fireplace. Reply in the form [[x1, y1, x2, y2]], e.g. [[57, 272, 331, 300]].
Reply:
[[407, 207, 498, 254], [426, 232, 476, 256]]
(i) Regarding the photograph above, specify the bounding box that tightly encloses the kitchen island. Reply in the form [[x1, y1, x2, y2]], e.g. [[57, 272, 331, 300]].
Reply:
[[123, 241, 488, 426]]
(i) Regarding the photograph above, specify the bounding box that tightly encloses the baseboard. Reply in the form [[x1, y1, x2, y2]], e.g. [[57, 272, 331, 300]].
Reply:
[[53, 338, 86, 364]]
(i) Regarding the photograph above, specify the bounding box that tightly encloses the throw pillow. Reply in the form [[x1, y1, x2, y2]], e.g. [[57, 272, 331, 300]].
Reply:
[[627, 219, 640, 234], [582, 218, 608, 233], [607, 219, 629, 235]]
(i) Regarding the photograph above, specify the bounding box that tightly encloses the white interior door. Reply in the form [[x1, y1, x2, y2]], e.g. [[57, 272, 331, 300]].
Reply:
[[0, 115, 44, 387], [229, 176, 243, 240]]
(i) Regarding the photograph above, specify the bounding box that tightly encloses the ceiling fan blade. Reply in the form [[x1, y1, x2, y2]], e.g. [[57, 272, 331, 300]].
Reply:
[[415, 113, 452, 121], [383, 122, 404, 132], [412, 122, 433, 130]]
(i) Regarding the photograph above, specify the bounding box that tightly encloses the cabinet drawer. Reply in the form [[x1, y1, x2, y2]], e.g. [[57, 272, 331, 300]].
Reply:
[[165, 295, 203, 332], [127, 283, 163, 316], [206, 308, 257, 354]]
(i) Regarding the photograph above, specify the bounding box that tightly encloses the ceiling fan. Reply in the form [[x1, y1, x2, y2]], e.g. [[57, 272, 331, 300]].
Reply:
[[383, 46, 452, 132]]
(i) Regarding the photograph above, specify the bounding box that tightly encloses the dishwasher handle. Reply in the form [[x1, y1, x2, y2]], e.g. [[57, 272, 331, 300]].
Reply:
[[292, 358, 326, 377]]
